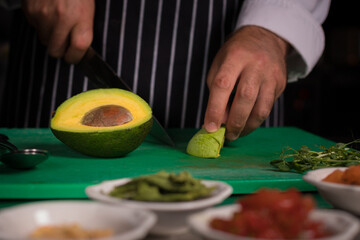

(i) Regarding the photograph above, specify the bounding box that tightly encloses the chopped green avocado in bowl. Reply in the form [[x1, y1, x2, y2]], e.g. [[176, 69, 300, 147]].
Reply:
[[85, 171, 233, 236], [108, 171, 215, 202]]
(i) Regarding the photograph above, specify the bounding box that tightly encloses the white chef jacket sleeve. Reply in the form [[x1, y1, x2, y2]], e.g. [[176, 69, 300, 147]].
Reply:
[[236, 0, 331, 82]]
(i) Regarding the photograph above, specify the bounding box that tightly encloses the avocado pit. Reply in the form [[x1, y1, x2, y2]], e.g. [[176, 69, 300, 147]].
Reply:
[[81, 104, 133, 127]]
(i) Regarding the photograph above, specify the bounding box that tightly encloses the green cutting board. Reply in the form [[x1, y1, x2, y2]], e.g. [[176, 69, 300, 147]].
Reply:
[[0, 127, 334, 199]]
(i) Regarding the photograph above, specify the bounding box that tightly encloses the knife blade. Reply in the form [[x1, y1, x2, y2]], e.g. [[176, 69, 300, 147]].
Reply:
[[78, 47, 175, 147]]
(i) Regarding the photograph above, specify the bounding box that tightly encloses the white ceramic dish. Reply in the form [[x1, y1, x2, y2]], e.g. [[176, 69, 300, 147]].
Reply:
[[188, 204, 360, 240], [86, 178, 233, 236], [0, 200, 156, 240], [303, 167, 360, 215]]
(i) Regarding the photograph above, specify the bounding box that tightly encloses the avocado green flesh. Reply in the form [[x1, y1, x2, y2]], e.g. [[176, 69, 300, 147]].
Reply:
[[52, 118, 153, 158], [50, 88, 153, 158], [186, 126, 226, 158]]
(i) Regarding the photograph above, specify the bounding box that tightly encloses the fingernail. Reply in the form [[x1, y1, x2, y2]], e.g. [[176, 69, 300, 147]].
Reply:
[[226, 132, 238, 141], [206, 122, 218, 132]]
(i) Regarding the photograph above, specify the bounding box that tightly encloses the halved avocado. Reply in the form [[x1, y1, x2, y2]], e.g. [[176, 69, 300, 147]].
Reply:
[[51, 88, 153, 158]]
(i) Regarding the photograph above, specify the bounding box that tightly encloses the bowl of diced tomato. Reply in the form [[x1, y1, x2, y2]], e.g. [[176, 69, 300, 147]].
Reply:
[[303, 165, 360, 216], [188, 188, 360, 240]]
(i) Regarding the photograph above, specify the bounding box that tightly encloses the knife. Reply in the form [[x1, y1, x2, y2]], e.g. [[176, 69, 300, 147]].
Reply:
[[78, 47, 175, 147]]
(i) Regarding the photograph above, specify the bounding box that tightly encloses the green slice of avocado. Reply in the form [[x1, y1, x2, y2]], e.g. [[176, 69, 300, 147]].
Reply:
[[186, 126, 226, 158]]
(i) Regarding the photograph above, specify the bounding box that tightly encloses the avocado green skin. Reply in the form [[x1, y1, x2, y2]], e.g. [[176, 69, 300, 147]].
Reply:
[[186, 127, 226, 158], [51, 118, 153, 158]]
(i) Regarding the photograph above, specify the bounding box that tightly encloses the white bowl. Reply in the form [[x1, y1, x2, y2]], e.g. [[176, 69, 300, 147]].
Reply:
[[303, 167, 360, 215], [0, 200, 156, 240], [188, 204, 360, 240], [85, 178, 233, 236]]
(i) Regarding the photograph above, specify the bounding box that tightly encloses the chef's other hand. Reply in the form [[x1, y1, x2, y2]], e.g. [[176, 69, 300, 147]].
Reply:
[[204, 26, 288, 141], [22, 0, 95, 64]]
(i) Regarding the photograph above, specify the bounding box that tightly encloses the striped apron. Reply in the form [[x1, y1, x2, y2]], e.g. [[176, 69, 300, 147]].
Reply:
[[0, 0, 284, 129]]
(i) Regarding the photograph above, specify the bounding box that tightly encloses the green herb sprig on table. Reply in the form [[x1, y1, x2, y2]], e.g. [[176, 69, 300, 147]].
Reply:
[[270, 140, 360, 173]]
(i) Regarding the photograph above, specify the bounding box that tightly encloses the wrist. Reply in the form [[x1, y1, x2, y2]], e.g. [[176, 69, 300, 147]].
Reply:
[[240, 25, 289, 58]]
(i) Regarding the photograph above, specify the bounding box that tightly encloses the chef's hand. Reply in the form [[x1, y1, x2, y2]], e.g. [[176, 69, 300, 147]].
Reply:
[[22, 0, 95, 64], [204, 26, 289, 141]]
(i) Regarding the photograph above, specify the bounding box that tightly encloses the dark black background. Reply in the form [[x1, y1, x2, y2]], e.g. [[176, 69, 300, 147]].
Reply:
[[284, 1, 360, 143], [1, 2, 359, 143]]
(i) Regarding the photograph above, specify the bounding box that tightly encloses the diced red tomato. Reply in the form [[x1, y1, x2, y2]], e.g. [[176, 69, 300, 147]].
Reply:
[[209, 188, 330, 239]]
